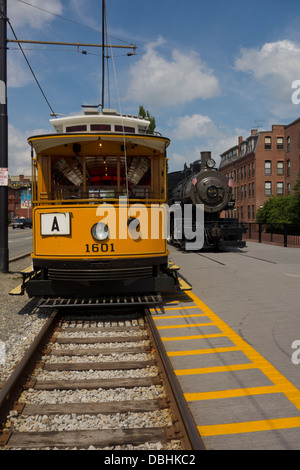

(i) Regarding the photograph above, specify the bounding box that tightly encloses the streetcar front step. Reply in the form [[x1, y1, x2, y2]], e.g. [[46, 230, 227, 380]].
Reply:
[[37, 294, 163, 308]]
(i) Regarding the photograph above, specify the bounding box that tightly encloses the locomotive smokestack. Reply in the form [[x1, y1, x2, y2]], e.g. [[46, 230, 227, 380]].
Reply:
[[200, 151, 211, 169]]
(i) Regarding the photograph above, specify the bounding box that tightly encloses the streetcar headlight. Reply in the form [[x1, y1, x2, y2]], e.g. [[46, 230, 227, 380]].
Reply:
[[91, 222, 109, 241], [127, 217, 141, 240], [128, 217, 140, 230]]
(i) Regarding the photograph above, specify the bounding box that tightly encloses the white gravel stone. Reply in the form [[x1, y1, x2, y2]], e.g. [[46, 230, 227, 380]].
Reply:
[[36, 366, 158, 381], [19, 386, 166, 404]]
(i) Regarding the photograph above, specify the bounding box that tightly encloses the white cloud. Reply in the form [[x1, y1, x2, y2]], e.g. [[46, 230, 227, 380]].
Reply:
[[6, 1, 64, 88], [167, 113, 248, 171], [234, 40, 300, 102], [7, 53, 32, 88], [8, 0, 63, 30], [126, 37, 220, 107], [8, 124, 50, 175], [170, 114, 218, 140]]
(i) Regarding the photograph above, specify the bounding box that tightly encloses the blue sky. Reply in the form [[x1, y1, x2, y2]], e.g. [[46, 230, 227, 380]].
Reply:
[[6, 0, 300, 175]]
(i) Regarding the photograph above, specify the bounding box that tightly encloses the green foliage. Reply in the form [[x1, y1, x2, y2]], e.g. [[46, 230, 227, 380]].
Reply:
[[256, 195, 299, 226], [256, 172, 300, 226], [139, 106, 156, 134]]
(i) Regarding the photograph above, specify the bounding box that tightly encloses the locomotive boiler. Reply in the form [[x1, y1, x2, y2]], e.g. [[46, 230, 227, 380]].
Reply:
[[168, 151, 246, 250]]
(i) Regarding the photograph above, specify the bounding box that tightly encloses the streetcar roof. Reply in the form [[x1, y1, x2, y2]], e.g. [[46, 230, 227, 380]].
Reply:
[[28, 132, 170, 153], [28, 107, 170, 153]]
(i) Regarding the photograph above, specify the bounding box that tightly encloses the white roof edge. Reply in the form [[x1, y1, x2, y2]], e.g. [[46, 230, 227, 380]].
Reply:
[[49, 110, 150, 134]]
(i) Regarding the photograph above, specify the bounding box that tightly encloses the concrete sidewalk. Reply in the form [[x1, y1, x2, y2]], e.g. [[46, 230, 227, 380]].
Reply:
[[168, 242, 300, 390]]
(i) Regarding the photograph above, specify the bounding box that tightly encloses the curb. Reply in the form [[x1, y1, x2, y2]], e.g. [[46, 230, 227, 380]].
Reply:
[[9, 252, 32, 263]]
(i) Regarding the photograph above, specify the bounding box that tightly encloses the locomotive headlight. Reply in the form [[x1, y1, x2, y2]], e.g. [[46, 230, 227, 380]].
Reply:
[[91, 222, 109, 241], [206, 158, 216, 168]]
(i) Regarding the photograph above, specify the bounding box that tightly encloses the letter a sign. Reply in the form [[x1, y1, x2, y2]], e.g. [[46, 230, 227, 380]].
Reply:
[[41, 213, 71, 236]]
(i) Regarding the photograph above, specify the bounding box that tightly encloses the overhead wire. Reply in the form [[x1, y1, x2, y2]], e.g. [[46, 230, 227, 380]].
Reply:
[[104, 4, 129, 197], [15, 0, 136, 47], [4, 12, 56, 116]]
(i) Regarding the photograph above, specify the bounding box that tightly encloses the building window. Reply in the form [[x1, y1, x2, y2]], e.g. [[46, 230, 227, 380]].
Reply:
[[248, 205, 251, 219], [244, 184, 246, 198], [265, 181, 272, 196], [287, 183, 291, 194], [241, 167, 244, 179], [248, 183, 251, 197], [264, 136, 272, 150], [277, 161, 284, 175], [252, 182, 255, 196], [248, 139, 255, 152], [265, 160, 272, 175], [241, 186, 244, 198], [252, 162, 255, 176], [287, 160, 290, 176], [277, 137, 284, 150], [287, 136, 290, 152], [277, 182, 284, 195]]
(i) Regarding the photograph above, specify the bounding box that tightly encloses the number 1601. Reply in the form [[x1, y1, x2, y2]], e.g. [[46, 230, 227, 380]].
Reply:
[[85, 243, 115, 253]]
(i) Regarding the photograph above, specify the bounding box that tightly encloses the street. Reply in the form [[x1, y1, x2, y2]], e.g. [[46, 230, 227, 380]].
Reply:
[[8, 227, 32, 261]]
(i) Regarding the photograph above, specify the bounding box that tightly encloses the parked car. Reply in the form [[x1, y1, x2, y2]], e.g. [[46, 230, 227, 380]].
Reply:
[[12, 218, 32, 229]]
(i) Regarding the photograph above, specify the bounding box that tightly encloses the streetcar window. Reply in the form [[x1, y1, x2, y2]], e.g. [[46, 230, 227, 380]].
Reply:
[[115, 125, 135, 133], [91, 124, 111, 131], [66, 125, 87, 132]]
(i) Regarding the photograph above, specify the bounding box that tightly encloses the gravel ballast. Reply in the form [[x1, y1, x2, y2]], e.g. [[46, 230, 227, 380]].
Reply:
[[0, 259, 183, 450], [0, 256, 50, 383]]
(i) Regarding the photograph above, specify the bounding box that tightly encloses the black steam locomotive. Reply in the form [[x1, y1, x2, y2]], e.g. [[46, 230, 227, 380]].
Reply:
[[167, 151, 246, 250]]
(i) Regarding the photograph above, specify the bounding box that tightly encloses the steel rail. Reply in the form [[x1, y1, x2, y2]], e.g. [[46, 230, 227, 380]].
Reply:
[[145, 309, 206, 450], [0, 309, 60, 427]]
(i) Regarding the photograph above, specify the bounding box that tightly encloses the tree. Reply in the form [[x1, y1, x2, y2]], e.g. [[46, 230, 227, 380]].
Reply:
[[256, 172, 300, 226], [139, 106, 156, 134], [293, 172, 300, 221], [256, 195, 299, 226]]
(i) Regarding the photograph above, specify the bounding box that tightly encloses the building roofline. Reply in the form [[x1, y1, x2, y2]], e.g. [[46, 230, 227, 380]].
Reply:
[[284, 116, 300, 129]]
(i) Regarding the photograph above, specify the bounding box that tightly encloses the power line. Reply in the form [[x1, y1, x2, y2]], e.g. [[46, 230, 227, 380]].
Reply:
[[15, 0, 136, 47], [6, 16, 56, 116]]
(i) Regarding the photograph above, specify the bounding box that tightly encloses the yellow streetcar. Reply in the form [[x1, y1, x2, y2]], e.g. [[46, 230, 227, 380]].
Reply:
[[25, 106, 179, 305]]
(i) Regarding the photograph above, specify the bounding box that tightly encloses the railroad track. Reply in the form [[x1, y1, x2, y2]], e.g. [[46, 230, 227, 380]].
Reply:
[[0, 307, 204, 450]]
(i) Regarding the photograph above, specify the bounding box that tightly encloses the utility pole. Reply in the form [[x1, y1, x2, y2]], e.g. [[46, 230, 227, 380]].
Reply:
[[0, 0, 8, 273], [0, 0, 136, 273], [102, 0, 105, 109]]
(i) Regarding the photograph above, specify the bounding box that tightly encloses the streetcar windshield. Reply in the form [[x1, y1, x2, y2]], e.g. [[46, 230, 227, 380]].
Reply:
[[49, 154, 153, 201]]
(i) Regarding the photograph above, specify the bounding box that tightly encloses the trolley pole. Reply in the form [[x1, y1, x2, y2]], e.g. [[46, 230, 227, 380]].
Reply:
[[0, 0, 8, 273]]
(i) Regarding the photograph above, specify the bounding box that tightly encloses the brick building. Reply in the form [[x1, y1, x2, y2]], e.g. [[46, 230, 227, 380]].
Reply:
[[219, 118, 300, 223], [8, 175, 32, 221]]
